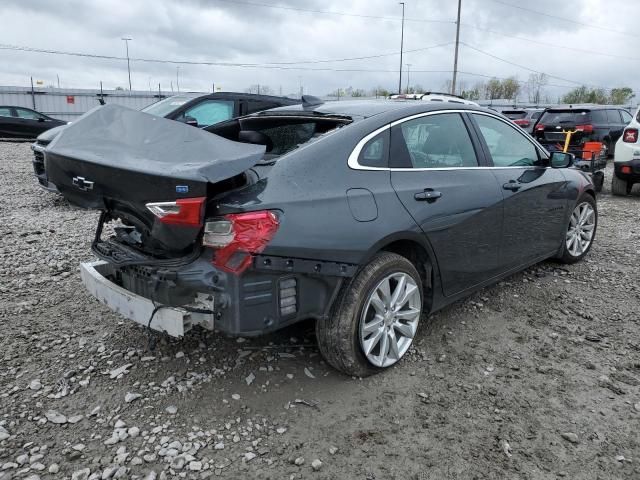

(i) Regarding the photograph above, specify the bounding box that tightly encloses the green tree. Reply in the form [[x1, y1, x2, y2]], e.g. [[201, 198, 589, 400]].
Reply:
[[502, 77, 521, 101], [609, 87, 634, 105], [485, 78, 503, 100]]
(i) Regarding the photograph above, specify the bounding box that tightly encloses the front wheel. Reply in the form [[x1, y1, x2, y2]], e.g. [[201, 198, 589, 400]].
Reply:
[[558, 194, 597, 264], [316, 252, 423, 377]]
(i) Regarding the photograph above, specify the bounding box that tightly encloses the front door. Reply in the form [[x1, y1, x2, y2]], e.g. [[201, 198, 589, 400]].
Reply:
[[389, 112, 504, 297], [470, 113, 569, 270]]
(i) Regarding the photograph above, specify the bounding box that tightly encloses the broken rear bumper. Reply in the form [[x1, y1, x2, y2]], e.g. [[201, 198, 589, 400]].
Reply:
[[80, 254, 349, 338], [80, 260, 212, 337]]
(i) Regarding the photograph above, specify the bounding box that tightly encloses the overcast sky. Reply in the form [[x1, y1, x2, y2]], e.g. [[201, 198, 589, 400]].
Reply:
[[0, 0, 637, 100]]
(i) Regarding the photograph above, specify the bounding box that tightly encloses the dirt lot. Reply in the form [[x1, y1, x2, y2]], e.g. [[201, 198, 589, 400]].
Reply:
[[0, 141, 638, 480]]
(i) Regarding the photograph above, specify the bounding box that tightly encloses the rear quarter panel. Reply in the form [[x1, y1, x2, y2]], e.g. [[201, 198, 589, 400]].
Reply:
[[215, 117, 422, 266]]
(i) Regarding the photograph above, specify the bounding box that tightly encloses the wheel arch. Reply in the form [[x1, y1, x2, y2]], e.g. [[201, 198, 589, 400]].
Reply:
[[360, 232, 440, 313]]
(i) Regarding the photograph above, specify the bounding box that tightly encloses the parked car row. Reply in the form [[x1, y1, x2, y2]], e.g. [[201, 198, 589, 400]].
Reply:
[[39, 94, 598, 376]]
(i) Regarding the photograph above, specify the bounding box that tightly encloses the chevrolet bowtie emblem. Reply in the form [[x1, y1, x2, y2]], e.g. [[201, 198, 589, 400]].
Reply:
[[72, 176, 94, 191]]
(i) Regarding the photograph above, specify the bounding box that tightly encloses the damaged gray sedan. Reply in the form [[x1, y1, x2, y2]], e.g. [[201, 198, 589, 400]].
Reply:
[[45, 99, 597, 376]]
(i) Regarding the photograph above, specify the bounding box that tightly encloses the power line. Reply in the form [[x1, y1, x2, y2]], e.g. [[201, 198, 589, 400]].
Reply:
[[461, 24, 640, 62], [0, 43, 455, 74], [0, 42, 452, 68], [211, 0, 454, 24], [487, 0, 640, 39], [460, 42, 609, 89]]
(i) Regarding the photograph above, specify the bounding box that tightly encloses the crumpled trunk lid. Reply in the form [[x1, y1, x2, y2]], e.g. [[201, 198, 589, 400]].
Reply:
[[46, 105, 265, 257]]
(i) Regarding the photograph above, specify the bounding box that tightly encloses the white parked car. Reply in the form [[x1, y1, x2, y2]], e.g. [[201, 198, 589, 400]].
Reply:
[[612, 106, 640, 195], [390, 92, 479, 106]]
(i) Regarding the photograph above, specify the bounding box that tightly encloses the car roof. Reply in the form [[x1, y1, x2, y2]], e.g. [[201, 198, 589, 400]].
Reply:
[[265, 99, 485, 119], [545, 104, 623, 111]]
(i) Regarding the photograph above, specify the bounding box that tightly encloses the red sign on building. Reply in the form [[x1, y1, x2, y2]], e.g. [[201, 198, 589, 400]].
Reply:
[[66, 95, 75, 104]]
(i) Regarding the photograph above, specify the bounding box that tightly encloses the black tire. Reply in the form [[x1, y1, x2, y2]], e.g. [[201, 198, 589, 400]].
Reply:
[[605, 139, 614, 158], [611, 173, 628, 196], [558, 194, 597, 264], [592, 171, 604, 193], [316, 252, 423, 377]]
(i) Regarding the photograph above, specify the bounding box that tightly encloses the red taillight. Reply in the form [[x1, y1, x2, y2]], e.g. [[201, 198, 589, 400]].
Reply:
[[146, 197, 206, 227], [535, 124, 545, 131], [623, 128, 638, 143], [204, 210, 279, 274], [575, 124, 594, 133], [514, 119, 530, 127], [621, 165, 632, 174]]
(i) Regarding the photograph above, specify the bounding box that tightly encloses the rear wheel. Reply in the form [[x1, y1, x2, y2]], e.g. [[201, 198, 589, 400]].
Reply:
[[559, 194, 597, 264], [316, 252, 423, 377], [611, 173, 628, 196]]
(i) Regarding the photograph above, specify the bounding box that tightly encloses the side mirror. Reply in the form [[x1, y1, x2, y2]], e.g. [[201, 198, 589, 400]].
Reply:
[[183, 115, 198, 127], [37, 116, 46, 122], [550, 151, 573, 168]]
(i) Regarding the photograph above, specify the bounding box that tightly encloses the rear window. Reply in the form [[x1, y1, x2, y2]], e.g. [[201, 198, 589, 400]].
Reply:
[[539, 110, 591, 125], [502, 111, 527, 120]]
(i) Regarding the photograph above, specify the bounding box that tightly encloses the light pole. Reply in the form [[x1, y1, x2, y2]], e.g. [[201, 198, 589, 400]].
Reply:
[[398, 2, 405, 95], [176, 66, 180, 92], [121, 37, 132, 91], [406, 63, 412, 94], [451, 0, 462, 95]]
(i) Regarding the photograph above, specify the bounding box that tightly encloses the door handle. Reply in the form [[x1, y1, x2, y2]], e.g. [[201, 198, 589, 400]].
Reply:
[[414, 188, 442, 202], [502, 180, 521, 191]]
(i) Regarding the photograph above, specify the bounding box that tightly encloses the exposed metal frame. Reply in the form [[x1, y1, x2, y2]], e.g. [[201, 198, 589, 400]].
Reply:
[[347, 109, 550, 172]]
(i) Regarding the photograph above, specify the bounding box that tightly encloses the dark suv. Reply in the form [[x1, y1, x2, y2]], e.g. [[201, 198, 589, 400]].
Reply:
[[533, 105, 633, 157]]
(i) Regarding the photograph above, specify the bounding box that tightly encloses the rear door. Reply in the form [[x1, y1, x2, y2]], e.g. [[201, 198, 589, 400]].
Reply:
[[389, 111, 504, 297], [470, 112, 568, 270], [607, 109, 626, 144]]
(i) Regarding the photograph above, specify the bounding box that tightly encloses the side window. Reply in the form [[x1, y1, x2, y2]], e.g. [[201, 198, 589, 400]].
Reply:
[[473, 114, 540, 167], [531, 111, 542, 120], [358, 130, 389, 168], [620, 110, 633, 123], [15, 108, 41, 120], [0, 107, 12, 118], [247, 100, 279, 114], [590, 110, 607, 123], [182, 100, 234, 127], [390, 113, 478, 169], [606, 109, 622, 124]]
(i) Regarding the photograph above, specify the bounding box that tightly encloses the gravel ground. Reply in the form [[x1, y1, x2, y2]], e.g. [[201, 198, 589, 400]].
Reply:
[[0, 142, 639, 480]]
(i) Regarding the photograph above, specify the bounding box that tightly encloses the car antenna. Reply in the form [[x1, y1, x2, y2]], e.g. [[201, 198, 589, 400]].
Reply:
[[301, 95, 323, 108]]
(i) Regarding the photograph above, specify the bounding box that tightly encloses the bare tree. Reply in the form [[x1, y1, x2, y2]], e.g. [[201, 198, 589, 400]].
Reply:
[[245, 84, 273, 95], [527, 73, 548, 104]]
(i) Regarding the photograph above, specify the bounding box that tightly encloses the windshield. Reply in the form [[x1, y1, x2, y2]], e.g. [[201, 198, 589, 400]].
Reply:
[[502, 111, 527, 120], [141, 96, 195, 117], [540, 110, 591, 125]]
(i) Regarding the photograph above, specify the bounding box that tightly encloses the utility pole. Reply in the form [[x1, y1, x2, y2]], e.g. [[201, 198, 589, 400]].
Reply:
[[406, 64, 412, 94], [56, 74, 60, 89], [121, 37, 132, 91], [398, 2, 405, 95], [451, 0, 462, 95], [176, 66, 180, 92]]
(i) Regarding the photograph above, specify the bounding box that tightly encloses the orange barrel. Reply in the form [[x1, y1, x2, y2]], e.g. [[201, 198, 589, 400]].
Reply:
[[582, 142, 603, 160]]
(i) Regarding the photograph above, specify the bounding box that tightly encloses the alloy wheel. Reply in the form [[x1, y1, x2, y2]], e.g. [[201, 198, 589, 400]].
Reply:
[[359, 272, 422, 368], [566, 202, 595, 257]]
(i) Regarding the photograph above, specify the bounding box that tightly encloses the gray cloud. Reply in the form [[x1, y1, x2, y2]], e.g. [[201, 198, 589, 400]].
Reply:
[[0, 0, 638, 100]]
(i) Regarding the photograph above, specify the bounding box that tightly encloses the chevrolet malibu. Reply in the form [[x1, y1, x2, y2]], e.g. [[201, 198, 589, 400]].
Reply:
[[45, 99, 597, 376]]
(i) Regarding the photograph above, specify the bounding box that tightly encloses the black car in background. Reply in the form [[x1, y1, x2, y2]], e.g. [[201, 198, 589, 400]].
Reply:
[[142, 92, 300, 128], [533, 105, 633, 157], [0, 106, 66, 138], [31, 92, 300, 191], [46, 101, 597, 376]]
